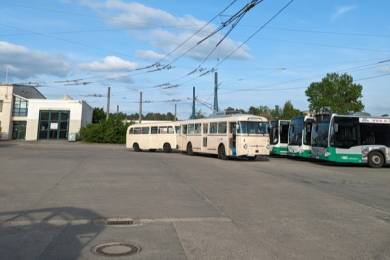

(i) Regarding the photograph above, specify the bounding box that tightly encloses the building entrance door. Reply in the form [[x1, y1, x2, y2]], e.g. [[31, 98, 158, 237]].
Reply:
[[12, 121, 27, 140], [38, 111, 70, 140]]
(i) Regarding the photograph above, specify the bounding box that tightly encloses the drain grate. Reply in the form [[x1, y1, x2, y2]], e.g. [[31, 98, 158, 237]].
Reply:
[[105, 218, 135, 225], [91, 242, 141, 257]]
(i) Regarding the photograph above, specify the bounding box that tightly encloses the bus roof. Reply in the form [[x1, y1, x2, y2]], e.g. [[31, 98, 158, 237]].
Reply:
[[179, 114, 268, 124], [291, 115, 314, 122], [333, 114, 390, 124], [128, 121, 179, 128]]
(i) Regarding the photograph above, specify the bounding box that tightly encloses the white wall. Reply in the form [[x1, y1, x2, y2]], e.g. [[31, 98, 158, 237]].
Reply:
[[25, 99, 90, 141], [81, 101, 93, 128], [0, 85, 13, 140]]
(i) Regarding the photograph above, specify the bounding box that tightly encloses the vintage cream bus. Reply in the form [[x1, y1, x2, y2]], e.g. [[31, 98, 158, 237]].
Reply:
[[177, 114, 270, 160], [126, 121, 179, 152]]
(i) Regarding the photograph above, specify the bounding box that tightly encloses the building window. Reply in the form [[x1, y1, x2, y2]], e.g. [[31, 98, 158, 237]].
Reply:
[[12, 96, 28, 116], [0, 100, 3, 112]]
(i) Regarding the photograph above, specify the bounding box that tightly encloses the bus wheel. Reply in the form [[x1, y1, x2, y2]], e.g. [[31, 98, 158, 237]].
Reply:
[[368, 151, 384, 168], [218, 144, 227, 160], [133, 143, 141, 152], [186, 143, 193, 155], [163, 143, 172, 153]]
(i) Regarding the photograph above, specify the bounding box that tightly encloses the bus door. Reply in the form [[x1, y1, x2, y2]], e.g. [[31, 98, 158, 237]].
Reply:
[[280, 121, 289, 144], [229, 122, 237, 156], [202, 123, 208, 152]]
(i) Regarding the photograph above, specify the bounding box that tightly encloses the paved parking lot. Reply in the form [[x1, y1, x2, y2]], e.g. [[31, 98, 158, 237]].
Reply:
[[0, 141, 390, 259]]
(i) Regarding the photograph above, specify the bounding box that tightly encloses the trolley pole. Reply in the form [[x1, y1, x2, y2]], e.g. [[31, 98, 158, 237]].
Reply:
[[139, 91, 143, 123], [106, 86, 111, 120], [116, 105, 119, 113]]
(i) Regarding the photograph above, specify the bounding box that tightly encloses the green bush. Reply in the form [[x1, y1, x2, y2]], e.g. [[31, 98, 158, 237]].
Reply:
[[80, 114, 131, 144]]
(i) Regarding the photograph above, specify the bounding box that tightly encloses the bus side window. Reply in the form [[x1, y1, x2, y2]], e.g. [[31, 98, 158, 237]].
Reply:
[[218, 122, 227, 134], [129, 128, 134, 134], [188, 124, 195, 135], [210, 123, 218, 134], [159, 127, 168, 134], [175, 126, 180, 134], [203, 123, 208, 134], [142, 127, 150, 134], [151, 126, 158, 134], [182, 125, 187, 135], [167, 126, 174, 134], [194, 123, 201, 135], [134, 127, 141, 134]]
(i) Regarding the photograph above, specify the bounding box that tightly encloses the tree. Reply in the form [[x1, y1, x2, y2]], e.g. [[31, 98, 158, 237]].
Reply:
[[194, 110, 206, 119], [271, 105, 282, 119], [248, 106, 272, 119], [127, 112, 176, 121], [92, 107, 106, 123], [305, 73, 364, 114], [80, 114, 130, 144], [281, 101, 302, 119]]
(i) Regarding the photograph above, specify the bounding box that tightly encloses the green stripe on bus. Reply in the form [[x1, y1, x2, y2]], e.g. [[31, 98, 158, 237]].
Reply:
[[271, 147, 288, 155]]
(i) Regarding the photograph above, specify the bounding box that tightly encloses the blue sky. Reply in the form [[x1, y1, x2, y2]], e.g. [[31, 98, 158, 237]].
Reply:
[[1, 0, 389, 118]]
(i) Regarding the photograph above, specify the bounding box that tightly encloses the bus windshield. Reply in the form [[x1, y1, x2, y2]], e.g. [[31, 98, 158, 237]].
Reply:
[[238, 121, 268, 135], [312, 122, 330, 147], [289, 118, 303, 145]]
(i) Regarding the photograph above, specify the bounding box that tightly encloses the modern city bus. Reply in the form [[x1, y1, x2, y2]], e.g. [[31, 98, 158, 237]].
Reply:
[[177, 114, 270, 160], [269, 120, 290, 155], [126, 121, 179, 152], [311, 113, 390, 168], [287, 115, 315, 158]]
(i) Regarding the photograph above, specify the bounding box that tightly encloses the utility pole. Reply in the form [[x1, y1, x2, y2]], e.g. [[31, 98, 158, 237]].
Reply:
[[106, 86, 111, 120], [191, 86, 196, 119], [116, 105, 119, 113], [174, 103, 177, 121], [213, 71, 219, 114], [139, 91, 143, 123]]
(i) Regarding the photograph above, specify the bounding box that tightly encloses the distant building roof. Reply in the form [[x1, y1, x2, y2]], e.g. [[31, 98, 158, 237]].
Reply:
[[12, 85, 46, 99]]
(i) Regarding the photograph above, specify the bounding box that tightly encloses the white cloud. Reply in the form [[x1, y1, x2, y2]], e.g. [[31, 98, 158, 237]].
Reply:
[[0, 41, 70, 80], [331, 5, 357, 22], [80, 56, 138, 72], [135, 50, 165, 60], [78, 0, 250, 61]]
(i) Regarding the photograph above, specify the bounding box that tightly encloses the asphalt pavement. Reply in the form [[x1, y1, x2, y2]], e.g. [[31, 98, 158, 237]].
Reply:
[[0, 141, 389, 259]]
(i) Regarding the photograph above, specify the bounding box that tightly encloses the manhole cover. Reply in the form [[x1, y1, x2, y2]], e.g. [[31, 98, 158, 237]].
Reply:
[[91, 242, 141, 257], [105, 218, 135, 225]]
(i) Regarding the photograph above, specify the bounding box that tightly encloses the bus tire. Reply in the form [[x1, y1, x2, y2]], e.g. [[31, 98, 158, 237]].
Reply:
[[133, 143, 141, 152], [163, 143, 172, 153], [218, 144, 227, 160], [368, 151, 384, 168], [186, 142, 193, 155]]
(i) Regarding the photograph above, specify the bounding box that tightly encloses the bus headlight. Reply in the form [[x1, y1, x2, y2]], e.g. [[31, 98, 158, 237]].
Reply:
[[325, 152, 330, 157], [266, 144, 270, 150]]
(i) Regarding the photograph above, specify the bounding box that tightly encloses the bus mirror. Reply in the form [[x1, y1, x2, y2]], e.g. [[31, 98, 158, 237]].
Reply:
[[334, 123, 339, 133]]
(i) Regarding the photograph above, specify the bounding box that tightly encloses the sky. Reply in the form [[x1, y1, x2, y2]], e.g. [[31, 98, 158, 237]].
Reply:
[[0, 0, 389, 119]]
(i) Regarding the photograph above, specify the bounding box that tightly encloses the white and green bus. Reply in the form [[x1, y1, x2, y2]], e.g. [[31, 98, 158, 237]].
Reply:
[[287, 115, 315, 158], [269, 120, 290, 155], [311, 114, 390, 168]]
